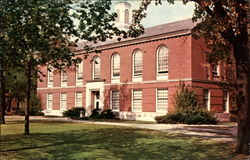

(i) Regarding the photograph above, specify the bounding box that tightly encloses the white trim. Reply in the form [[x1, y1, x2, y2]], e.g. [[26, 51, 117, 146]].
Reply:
[[110, 90, 120, 112], [131, 89, 142, 112], [75, 92, 83, 108], [156, 45, 168, 80], [118, 111, 165, 121], [61, 72, 67, 87], [47, 93, 53, 110], [156, 88, 168, 113], [60, 93, 67, 111], [132, 49, 143, 81], [38, 78, 194, 90], [111, 53, 120, 80]]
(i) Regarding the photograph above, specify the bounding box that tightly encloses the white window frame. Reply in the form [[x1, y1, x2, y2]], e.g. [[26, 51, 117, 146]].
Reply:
[[156, 45, 169, 80], [110, 90, 120, 111], [111, 53, 120, 79], [76, 61, 83, 86], [92, 56, 101, 80], [132, 89, 142, 112], [132, 50, 143, 77], [203, 89, 211, 111], [75, 92, 83, 108], [223, 91, 229, 113], [61, 71, 67, 87], [60, 93, 67, 111], [47, 93, 53, 110], [156, 88, 168, 113], [47, 66, 53, 87], [212, 64, 220, 77]]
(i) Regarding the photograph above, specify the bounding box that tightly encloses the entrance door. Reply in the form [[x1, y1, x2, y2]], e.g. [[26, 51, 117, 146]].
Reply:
[[92, 91, 100, 109]]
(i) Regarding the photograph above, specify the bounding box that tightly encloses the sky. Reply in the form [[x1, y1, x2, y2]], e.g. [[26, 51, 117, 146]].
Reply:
[[111, 0, 196, 27]]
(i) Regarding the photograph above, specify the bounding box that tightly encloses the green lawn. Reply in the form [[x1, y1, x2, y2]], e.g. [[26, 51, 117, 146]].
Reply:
[[0, 118, 239, 160]]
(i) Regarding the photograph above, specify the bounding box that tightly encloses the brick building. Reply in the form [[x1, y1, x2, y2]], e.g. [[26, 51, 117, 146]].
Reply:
[[37, 2, 230, 121]]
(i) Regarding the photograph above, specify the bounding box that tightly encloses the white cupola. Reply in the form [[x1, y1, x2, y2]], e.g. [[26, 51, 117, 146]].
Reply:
[[114, 1, 131, 31]]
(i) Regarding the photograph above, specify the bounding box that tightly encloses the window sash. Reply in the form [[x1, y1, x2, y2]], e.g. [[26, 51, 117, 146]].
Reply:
[[75, 92, 82, 107], [47, 94, 53, 110], [76, 61, 83, 80], [61, 72, 67, 82], [93, 57, 100, 79], [61, 93, 67, 110], [133, 51, 142, 76], [111, 91, 119, 110], [158, 46, 168, 73], [157, 89, 168, 112], [133, 90, 142, 111], [112, 54, 120, 77]]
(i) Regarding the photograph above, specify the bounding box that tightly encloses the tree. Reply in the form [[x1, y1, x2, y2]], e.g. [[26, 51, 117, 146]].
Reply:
[[130, 0, 250, 154], [0, 0, 121, 134]]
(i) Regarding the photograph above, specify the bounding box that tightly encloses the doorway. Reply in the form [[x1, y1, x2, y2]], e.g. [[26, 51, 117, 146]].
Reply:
[[91, 91, 100, 109]]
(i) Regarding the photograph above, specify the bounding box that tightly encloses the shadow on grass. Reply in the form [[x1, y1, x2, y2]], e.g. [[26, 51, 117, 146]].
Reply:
[[1, 126, 237, 160]]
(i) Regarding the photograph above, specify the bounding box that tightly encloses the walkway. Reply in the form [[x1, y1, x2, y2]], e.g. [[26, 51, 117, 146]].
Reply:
[[7, 116, 237, 142]]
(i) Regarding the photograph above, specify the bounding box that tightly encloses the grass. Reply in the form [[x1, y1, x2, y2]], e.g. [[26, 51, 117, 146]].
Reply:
[[0, 118, 241, 160]]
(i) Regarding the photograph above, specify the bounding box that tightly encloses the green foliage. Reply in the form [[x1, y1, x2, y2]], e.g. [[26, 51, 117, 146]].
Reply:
[[155, 82, 217, 124], [63, 108, 85, 119], [90, 109, 115, 119], [155, 111, 217, 124], [173, 82, 200, 113], [18, 92, 43, 116]]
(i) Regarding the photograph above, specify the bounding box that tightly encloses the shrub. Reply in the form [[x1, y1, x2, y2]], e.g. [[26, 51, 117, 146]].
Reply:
[[155, 81, 218, 124], [63, 107, 85, 119], [90, 109, 115, 119], [90, 108, 101, 119]]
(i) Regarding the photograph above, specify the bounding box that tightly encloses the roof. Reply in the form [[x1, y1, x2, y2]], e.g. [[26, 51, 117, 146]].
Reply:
[[75, 18, 196, 51]]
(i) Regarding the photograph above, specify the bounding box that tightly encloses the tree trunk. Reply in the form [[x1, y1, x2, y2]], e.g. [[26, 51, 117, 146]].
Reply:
[[0, 69, 6, 124], [234, 23, 250, 154], [24, 63, 31, 135]]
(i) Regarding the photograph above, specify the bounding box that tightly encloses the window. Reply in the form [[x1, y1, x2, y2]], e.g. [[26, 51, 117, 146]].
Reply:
[[60, 93, 67, 110], [112, 53, 120, 77], [203, 89, 210, 111], [212, 64, 219, 77], [222, 91, 229, 112], [133, 50, 142, 76], [47, 93, 53, 110], [48, 66, 53, 85], [76, 61, 83, 80], [157, 45, 168, 74], [61, 72, 67, 83], [132, 90, 142, 112], [111, 91, 120, 111], [93, 56, 100, 79], [156, 89, 168, 112], [75, 92, 82, 107], [125, 9, 129, 23]]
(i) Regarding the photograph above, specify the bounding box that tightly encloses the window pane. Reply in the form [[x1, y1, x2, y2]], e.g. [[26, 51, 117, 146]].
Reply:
[[158, 46, 168, 73], [75, 92, 82, 107], [93, 56, 100, 79], [111, 91, 119, 110], [62, 72, 67, 82], [47, 93, 53, 110], [76, 61, 83, 80], [157, 89, 168, 112], [133, 50, 142, 76], [112, 54, 120, 77], [133, 90, 142, 112], [61, 93, 67, 110]]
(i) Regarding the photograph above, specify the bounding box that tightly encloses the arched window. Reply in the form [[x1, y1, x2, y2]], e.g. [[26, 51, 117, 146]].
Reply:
[[125, 9, 129, 24], [157, 45, 168, 74], [112, 53, 120, 77], [93, 56, 100, 79], [116, 9, 120, 23], [133, 50, 143, 76]]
